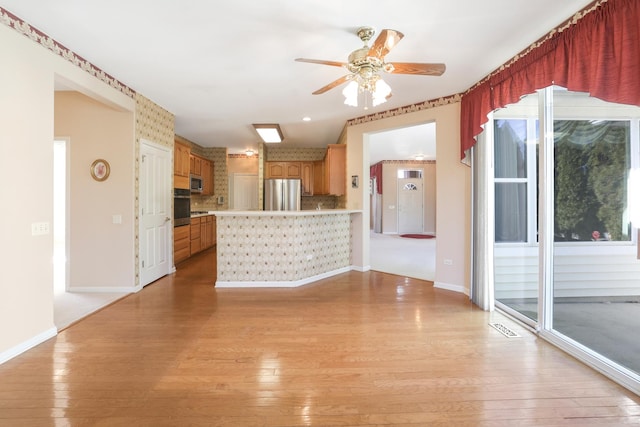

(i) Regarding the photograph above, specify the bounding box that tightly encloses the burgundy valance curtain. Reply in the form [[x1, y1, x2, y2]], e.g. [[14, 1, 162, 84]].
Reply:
[[460, 0, 640, 158]]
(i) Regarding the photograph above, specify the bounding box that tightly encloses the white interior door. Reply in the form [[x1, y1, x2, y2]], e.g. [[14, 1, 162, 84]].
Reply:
[[232, 173, 259, 210], [398, 177, 424, 234], [140, 140, 171, 286]]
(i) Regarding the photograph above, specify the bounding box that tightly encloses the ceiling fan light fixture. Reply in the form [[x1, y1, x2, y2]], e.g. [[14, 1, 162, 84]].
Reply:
[[372, 78, 391, 107], [343, 81, 359, 107], [343, 76, 391, 108], [253, 124, 283, 143]]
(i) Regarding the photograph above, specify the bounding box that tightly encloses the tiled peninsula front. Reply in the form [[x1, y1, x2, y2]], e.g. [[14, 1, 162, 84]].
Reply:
[[214, 210, 361, 287]]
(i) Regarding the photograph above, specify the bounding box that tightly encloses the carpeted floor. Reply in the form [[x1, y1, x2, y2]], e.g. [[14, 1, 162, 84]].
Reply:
[[369, 231, 435, 281], [54, 291, 128, 330]]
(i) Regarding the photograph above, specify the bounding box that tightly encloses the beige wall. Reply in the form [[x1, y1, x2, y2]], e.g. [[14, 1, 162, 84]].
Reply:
[[228, 155, 259, 175], [0, 22, 136, 361], [55, 91, 135, 290], [346, 102, 470, 294]]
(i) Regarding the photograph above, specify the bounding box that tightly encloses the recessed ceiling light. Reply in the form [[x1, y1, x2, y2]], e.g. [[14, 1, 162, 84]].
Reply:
[[302, 116, 311, 122]]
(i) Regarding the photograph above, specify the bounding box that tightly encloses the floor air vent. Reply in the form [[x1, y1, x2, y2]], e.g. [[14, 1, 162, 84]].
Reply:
[[489, 322, 520, 338]]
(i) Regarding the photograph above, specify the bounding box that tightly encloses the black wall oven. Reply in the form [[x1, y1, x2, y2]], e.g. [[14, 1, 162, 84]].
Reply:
[[174, 188, 191, 227]]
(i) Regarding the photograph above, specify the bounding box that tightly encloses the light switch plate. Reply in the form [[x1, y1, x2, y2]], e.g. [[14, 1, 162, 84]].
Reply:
[[31, 222, 50, 236]]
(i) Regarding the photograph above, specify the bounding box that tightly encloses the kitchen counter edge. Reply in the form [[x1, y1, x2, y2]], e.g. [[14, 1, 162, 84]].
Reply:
[[213, 209, 361, 217]]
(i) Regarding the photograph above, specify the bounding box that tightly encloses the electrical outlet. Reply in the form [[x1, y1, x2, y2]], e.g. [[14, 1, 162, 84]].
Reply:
[[31, 222, 50, 236], [444, 259, 453, 265]]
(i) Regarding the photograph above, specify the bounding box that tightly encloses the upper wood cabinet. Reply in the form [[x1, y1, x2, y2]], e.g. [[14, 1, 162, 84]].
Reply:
[[265, 150, 345, 196], [301, 162, 314, 196], [190, 155, 202, 177], [312, 160, 325, 195], [266, 162, 301, 179], [201, 158, 214, 196], [324, 144, 346, 196], [174, 141, 191, 189]]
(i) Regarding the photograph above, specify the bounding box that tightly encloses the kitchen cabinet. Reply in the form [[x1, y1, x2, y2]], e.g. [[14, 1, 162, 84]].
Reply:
[[202, 215, 215, 249], [187, 215, 216, 257], [266, 161, 301, 179], [174, 224, 190, 263], [188, 154, 214, 195], [174, 141, 191, 189], [190, 154, 202, 177], [312, 160, 325, 195], [190, 217, 201, 255], [201, 158, 214, 196], [301, 162, 314, 196], [324, 144, 346, 196]]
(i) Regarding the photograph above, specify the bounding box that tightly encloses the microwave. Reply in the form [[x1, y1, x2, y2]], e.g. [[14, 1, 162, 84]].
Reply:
[[190, 175, 203, 193]]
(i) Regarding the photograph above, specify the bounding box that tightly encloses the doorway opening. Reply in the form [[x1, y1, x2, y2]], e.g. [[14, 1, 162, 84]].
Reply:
[[367, 122, 436, 281], [53, 139, 69, 295]]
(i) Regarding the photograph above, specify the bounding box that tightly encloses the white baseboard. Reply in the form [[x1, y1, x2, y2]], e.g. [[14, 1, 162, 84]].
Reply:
[[0, 327, 57, 365], [434, 281, 467, 294], [67, 286, 137, 293], [351, 265, 371, 272], [216, 266, 352, 288]]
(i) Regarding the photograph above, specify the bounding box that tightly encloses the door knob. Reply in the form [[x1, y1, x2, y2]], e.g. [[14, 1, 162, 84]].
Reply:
[[165, 217, 171, 222]]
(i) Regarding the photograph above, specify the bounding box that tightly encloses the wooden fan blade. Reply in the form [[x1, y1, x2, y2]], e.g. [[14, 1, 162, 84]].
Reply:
[[368, 29, 404, 59], [295, 58, 347, 68], [312, 75, 354, 95], [389, 62, 446, 76]]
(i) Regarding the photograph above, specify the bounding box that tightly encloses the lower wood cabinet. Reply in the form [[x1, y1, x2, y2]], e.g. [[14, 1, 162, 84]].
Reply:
[[174, 225, 191, 264], [189, 215, 217, 257], [202, 215, 216, 249], [175, 215, 218, 265], [190, 217, 202, 255]]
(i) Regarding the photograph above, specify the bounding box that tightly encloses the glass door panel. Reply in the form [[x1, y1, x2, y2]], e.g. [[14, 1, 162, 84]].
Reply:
[[551, 88, 640, 375], [493, 97, 540, 322]]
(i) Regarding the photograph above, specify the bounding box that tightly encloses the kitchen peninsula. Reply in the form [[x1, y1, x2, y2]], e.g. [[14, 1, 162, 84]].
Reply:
[[214, 209, 361, 287]]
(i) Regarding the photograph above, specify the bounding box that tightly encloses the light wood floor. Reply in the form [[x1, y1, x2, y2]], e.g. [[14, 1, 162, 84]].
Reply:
[[1, 249, 639, 426]]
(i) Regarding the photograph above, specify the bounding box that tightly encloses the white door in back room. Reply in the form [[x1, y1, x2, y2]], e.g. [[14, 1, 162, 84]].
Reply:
[[397, 169, 424, 234], [231, 173, 259, 210], [140, 140, 171, 286]]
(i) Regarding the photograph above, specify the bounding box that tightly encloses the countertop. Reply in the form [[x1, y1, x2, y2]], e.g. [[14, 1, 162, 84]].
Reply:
[[213, 209, 361, 216], [190, 211, 217, 218]]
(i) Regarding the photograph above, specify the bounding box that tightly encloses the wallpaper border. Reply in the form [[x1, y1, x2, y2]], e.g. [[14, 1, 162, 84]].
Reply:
[[0, 7, 135, 98], [346, 93, 461, 126]]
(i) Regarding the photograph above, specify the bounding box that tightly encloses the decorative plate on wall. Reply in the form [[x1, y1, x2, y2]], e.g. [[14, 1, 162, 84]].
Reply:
[[90, 159, 110, 181]]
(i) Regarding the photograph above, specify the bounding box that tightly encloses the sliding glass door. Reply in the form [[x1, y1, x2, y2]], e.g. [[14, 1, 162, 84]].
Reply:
[[493, 94, 540, 325], [484, 87, 640, 391], [550, 88, 640, 377]]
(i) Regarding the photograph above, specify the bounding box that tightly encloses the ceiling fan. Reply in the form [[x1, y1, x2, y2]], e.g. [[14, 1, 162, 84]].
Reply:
[[295, 26, 446, 101]]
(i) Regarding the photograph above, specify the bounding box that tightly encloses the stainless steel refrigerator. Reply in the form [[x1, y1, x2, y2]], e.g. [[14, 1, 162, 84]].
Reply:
[[264, 179, 301, 211]]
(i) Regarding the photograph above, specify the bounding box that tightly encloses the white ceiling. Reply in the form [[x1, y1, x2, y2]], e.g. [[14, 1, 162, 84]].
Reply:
[[2, 0, 593, 161]]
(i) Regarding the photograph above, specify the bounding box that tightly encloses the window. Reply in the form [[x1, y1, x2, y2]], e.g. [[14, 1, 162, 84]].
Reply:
[[494, 119, 538, 243], [494, 117, 637, 244], [554, 120, 631, 242]]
